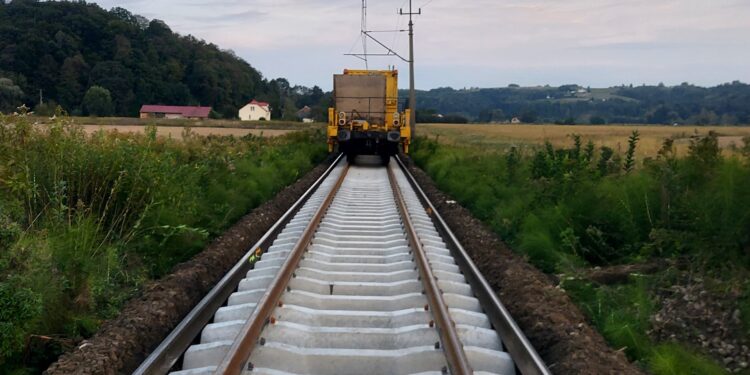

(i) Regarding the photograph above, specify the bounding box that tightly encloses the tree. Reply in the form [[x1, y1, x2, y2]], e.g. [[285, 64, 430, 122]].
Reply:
[[0, 78, 24, 113], [281, 97, 298, 121], [56, 54, 89, 111], [590, 116, 606, 125], [519, 110, 537, 123], [82, 86, 113, 116], [89, 61, 135, 114]]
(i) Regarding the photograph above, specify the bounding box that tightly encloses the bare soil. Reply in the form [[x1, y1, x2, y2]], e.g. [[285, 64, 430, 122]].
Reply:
[[45, 155, 336, 375], [400, 156, 644, 375], [582, 260, 677, 285]]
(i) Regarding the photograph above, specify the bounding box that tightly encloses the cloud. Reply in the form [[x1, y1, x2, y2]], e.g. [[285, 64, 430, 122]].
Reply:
[[90, 0, 750, 89], [183, 9, 267, 23]]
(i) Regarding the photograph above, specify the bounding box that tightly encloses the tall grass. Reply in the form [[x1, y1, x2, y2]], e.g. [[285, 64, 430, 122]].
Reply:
[[0, 113, 327, 371], [412, 132, 750, 270], [411, 132, 750, 373]]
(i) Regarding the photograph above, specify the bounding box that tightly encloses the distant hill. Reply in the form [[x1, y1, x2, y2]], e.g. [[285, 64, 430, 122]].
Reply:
[[0, 1, 326, 119], [2, 2, 747, 125], [403, 82, 750, 125]]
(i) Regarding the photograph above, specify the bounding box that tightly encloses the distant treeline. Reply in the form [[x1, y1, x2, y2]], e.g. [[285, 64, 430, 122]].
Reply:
[[0, 1, 330, 120], [404, 82, 750, 125], [2, 2, 747, 125]]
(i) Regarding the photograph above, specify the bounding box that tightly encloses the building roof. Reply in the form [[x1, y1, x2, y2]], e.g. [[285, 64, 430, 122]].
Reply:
[[296, 106, 312, 117], [249, 99, 270, 108], [139, 105, 212, 118]]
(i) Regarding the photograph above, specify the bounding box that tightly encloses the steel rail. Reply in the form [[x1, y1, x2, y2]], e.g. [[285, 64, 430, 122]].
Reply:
[[215, 163, 352, 375], [386, 165, 473, 375], [395, 155, 551, 375], [133, 154, 343, 375]]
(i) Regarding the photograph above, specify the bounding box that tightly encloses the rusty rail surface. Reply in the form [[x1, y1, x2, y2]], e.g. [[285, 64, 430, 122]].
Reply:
[[386, 165, 473, 375], [214, 164, 351, 374], [133, 154, 343, 375], [138, 154, 549, 375], [395, 155, 551, 375]]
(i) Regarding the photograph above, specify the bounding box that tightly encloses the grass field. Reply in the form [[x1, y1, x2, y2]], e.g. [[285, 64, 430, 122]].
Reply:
[[419, 123, 750, 157], [30, 116, 322, 139], [74, 125, 295, 138], [30, 116, 325, 130]]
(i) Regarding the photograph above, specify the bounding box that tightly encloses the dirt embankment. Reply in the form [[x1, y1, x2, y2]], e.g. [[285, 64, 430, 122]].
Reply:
[[400, 157, 643, 375], [45, 156, 336, 375]]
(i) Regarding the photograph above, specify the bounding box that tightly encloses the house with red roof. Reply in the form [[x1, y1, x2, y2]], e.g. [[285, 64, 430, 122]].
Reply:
[[239, 99, 271, 121], [139, 105, 212, 120]]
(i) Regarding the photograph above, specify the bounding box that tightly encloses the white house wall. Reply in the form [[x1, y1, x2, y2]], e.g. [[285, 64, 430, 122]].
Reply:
[[239, 104, 271, 121]]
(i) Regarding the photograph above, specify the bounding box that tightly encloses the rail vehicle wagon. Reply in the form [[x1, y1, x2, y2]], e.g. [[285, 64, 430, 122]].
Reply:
[[327, 69, 412, 165]]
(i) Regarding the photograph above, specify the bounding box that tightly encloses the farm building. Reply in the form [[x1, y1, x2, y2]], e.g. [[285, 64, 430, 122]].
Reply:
[[139, 105, 212, 120], [239, 99, 271, 121], [296, 106, 313, 122]]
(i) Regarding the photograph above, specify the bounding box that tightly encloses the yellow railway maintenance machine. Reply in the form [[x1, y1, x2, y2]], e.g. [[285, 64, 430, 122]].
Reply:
[[328, 69, 411, 165]]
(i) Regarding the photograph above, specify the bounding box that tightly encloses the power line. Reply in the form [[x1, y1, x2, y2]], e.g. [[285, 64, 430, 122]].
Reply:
[[399, 0, 421, 131], [361, 0, 368, 69], [345, 0, 410, 64]]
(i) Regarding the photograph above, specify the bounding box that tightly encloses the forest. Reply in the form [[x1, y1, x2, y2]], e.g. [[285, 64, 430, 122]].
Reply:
[[407, 82, 750, 125], [0, 1, 330, 120]]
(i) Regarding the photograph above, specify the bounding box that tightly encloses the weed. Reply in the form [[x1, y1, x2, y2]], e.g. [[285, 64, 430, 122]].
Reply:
[[0, 113, 327, 368], [624, 130, 640, 174], [649, 343, 728, 375], [412, 131, 749, 371]]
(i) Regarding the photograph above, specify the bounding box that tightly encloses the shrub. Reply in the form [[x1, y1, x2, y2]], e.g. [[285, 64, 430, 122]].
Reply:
[[0, 281, 42, 366], [411, 133, 749, 373], [0, 114, 327, 369], [416, 133, 750, 265], [82, 86, 113, 117], [623, 130, 640, 173]]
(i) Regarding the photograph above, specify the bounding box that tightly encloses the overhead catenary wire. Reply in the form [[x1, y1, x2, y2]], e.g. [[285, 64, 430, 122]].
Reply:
[[361, 0, 369, 69], [345, 0, 411, 66]]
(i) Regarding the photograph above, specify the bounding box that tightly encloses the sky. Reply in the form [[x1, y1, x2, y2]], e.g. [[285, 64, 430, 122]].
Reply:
[[91, 0, 750, 90]]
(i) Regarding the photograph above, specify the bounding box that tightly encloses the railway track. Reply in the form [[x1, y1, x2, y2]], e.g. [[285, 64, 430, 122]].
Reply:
[[135, 155, 549, 375]]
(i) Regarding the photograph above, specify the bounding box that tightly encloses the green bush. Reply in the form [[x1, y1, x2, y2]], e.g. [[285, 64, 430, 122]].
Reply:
[[411, 134, 749, 372], [0, 282, 42, 366], [0, 114, 327, 369], [412, 134, 750, 270], [82, 86, 113, 117]]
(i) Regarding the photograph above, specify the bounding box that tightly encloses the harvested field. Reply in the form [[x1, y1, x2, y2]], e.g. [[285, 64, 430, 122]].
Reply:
[[30, 116, 325, 130], [419, 123, 750, 157], [76, 124, 295, 138]]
